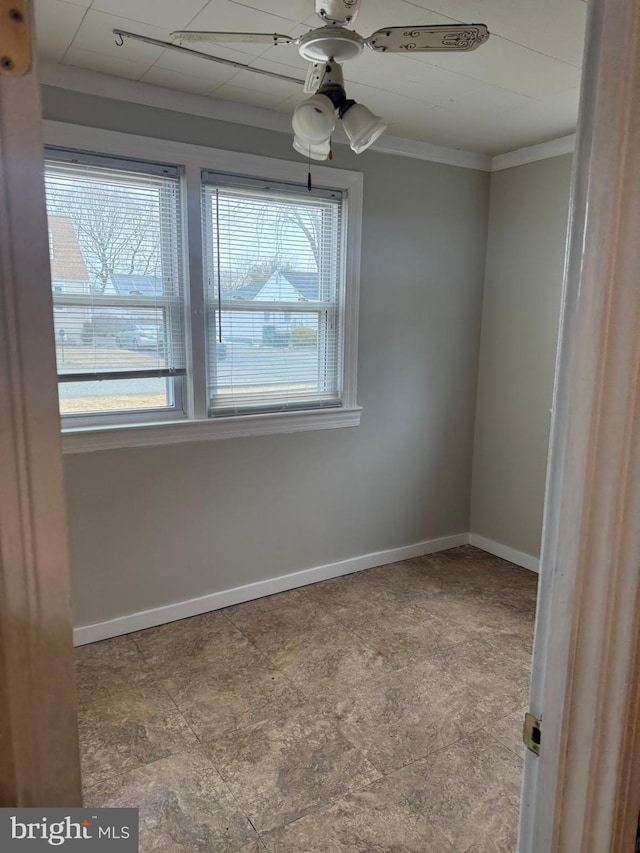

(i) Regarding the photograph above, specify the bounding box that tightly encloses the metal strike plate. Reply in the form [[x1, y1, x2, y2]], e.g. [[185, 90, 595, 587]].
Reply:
[[0, 1, 31, 76], [523, 711, 542, 756]]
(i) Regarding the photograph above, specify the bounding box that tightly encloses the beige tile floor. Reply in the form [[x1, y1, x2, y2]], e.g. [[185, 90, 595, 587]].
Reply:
[[78, 545, 537, 852]]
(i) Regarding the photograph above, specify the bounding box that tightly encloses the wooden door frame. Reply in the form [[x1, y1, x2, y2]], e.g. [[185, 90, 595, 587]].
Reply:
[[0, 0, 82, 806], [519, 0, 640, 849]]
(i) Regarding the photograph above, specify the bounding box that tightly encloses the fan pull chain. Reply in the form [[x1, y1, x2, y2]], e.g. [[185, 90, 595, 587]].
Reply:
[[308, 145, 312, 192]]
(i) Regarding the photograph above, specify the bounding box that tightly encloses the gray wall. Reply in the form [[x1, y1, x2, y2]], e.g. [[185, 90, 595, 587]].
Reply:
[[470, 154, 573, 559], [41, 87, 490, 628]]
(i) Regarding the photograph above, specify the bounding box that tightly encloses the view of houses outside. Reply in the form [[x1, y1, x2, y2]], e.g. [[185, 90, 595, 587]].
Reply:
[[45, 163, 341, 416], [202, 185, 341, 412], [45, 163, 183, 414]]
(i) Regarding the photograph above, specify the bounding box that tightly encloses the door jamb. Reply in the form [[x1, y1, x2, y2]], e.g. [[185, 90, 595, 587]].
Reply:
[[519, 0, 640, 849]]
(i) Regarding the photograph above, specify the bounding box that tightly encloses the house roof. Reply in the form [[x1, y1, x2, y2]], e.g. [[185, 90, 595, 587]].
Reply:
[[111, 275, 163, 296], [49, 216, 88, 282], [232, 279, 267, 301], [233, 271, 319, 302], [279, 272, 319, 301]]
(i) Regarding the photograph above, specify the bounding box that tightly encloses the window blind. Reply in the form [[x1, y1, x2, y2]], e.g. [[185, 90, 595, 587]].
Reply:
[[44, 151, 185, 416], [201, 172, 344, 416]]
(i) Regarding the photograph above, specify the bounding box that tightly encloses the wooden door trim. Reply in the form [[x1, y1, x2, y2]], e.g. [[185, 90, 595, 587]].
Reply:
[[0, 0, 82, 806], [520, 0, 640, 849]]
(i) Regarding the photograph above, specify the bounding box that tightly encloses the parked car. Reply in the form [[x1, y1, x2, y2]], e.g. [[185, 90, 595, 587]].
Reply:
[[82, 310, 229, 361], [81, 310, 151, 345], [116, 324, 165, 352]]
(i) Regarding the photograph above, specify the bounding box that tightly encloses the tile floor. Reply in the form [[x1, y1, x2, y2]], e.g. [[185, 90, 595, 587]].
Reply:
[[77, 545, 537, 852]]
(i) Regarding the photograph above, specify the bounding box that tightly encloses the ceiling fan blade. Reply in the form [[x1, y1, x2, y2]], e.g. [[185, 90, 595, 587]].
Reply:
[[114, 29, 304, 84], [171, 30, 295, 46], [366, 24, 489, 53]]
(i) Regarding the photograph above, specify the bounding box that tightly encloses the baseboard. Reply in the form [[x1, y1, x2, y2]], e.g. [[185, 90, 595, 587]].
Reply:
[[469, 533, 540, 573], [73, 532, 469, 646]]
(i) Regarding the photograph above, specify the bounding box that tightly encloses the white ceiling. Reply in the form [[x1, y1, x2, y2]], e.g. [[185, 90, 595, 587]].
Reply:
[[35, 0, 587, 155]]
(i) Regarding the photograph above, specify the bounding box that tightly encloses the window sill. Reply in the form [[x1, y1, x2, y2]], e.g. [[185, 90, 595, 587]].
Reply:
[[61, 406, 363, 454]]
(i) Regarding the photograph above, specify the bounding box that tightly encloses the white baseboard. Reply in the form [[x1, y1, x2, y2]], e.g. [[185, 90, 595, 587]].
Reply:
[[73, 532, 469, 646], [469, 533, 540, 573]]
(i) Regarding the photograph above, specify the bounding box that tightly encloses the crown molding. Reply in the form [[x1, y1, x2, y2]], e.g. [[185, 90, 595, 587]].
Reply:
[[39, 61, 575, 173], [490, 134, 576, 172], [39, 61, 293, 134], [362, 133, 490, 171], [38, 61, 491, 171]]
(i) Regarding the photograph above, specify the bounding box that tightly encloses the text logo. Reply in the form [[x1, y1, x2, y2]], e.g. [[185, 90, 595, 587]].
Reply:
[[1, 809, 138, 850]]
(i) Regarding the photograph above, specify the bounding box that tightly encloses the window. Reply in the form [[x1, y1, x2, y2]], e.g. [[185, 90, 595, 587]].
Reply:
[[202, 173, 344, 416], [44, 152, 185, 422], [42, 124, 362, 451]]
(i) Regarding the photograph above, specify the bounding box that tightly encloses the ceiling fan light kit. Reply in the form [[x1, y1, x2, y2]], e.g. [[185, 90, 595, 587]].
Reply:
[[292, 135, 332, 161], [340, 101, 386, 154], [123, 0, 490, 162], [292, 86, 386, 158], [292, 93, 336, 145], [291, 59, 384, 159]]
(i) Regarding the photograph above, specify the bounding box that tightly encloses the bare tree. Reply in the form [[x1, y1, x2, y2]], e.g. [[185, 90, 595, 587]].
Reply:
[[216, 195, 323, 276], [47, 180, 162, 292], [254, 204, 322, 271], [218, 254, 293, 295], [274, 208, 322, 270]]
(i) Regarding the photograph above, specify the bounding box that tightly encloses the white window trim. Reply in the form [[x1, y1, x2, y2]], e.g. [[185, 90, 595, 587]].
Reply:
[[43, 121, 363, 453]]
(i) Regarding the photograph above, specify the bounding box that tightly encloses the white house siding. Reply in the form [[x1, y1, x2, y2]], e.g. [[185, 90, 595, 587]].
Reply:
[[224, 272, 318, 345]]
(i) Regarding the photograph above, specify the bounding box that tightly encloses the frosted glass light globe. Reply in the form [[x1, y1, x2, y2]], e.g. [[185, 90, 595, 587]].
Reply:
[[342, 103, 386, 153], [292, 94, 336, 145], [293, 135, 331, 160]]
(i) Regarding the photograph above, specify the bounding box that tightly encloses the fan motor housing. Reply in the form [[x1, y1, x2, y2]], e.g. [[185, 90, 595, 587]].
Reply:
[[315, 0, 360, 25], [299, 26, 364, 62]]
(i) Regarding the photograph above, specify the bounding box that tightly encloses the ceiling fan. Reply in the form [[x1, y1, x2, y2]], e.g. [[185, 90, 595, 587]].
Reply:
[[169, 0, 490, 160]]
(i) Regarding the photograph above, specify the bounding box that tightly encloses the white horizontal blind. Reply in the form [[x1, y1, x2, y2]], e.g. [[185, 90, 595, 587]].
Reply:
[[201, 172, 344, 416], [44, 151, 185, 417]]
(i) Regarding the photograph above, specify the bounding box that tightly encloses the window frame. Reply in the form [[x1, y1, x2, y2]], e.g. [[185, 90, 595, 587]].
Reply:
[[43, 122, 363, 453], [45, 149, 188, 427], [200, 172, 345, 417]]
